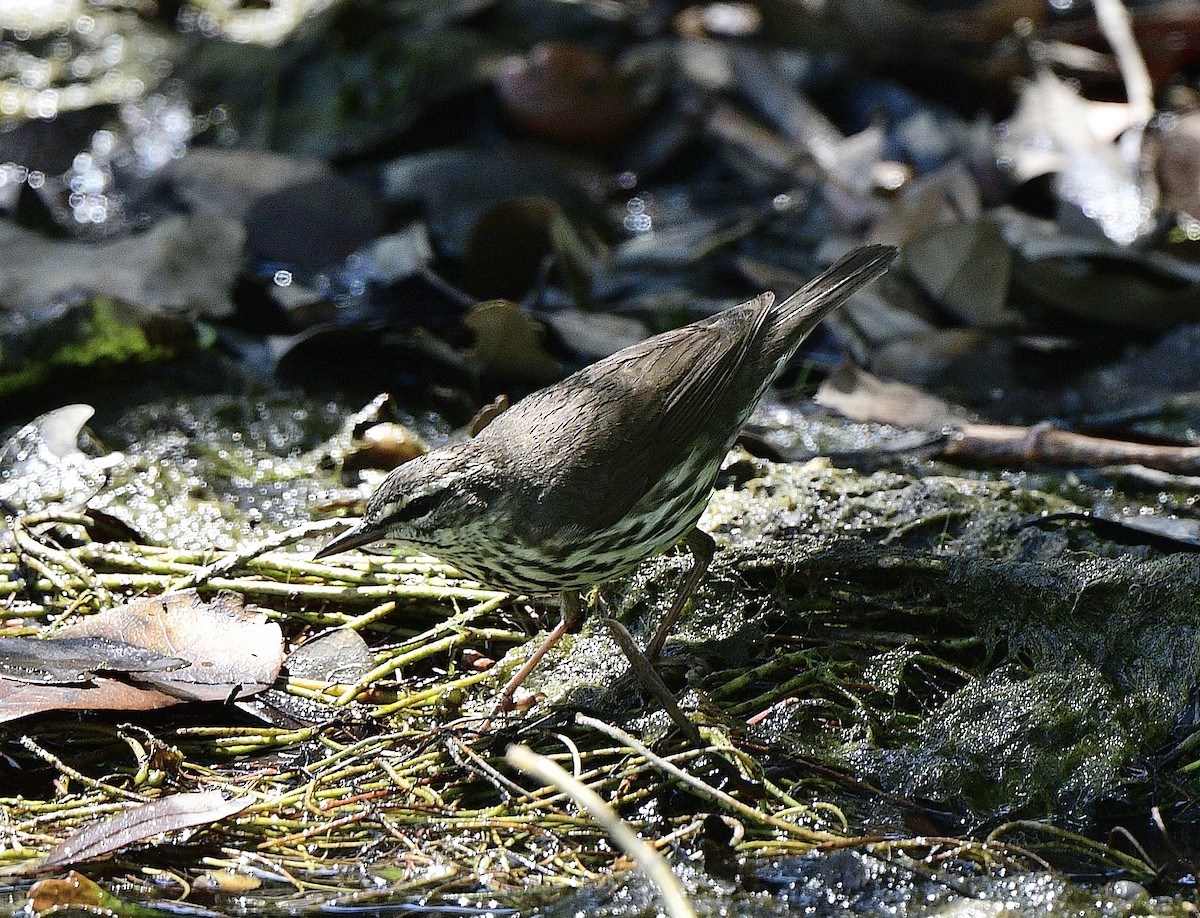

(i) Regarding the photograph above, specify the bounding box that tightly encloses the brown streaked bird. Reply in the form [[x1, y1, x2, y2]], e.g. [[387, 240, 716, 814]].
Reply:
[[315, 245, 897, 712]]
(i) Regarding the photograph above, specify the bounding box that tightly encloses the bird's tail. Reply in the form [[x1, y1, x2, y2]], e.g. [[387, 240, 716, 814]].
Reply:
[[775, 244, 897, 342]]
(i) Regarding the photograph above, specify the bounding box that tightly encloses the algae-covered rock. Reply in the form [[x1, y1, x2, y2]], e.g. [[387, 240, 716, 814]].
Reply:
[[528, 455, 1200, 831]]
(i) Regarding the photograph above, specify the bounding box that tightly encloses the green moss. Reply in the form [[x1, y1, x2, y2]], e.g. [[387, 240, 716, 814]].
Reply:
[[0, 361, 50, 397], [0, 299, 176, 397], [57, 299, 166, 365]]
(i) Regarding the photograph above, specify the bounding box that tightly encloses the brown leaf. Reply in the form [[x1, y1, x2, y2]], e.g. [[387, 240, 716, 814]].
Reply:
[[494, 42, 638, 148], [464, 300, 562, 386], [1013, 241, 1200, 329], [286, 628, 374, 683], [541, 308, 650, 361], [906, 220, 1017, 327], [28, 871, 114, 911], [41, 791, 255, 869], [59, 590, 283, 702], [0, 590, 283, 723], [1158, 110, 1200, 218], [464, 197, 599, 304], [815, 362, 975, 430], [0, 678, 180, 724], [0, 636, 184, 685], [237, 628, 374, 728], [870, 162, 982, 248]]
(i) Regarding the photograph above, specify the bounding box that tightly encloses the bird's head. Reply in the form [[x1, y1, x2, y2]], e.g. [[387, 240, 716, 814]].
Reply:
[[314, 447, 497, 559]]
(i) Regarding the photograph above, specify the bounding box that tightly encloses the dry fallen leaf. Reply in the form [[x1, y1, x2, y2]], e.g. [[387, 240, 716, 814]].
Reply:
[[905, 219, 1017, 328], [1013, 241, 1200, 329], [0, 679, 184, 725], [0, 635, 184, 684], [495, 42, 639, 148], [464, 299, 562, 386], [0, 590, 283, 723], [238, 627, 375, 728], [997, 69, 1155, 245], [464, 197, 599, 305], [28, 871, 115, 911], [816, 362, 974, 430], [41, 791, 256, 869]]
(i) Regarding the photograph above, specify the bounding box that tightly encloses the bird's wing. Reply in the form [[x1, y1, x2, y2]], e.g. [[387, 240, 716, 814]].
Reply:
[[635, 293, 773, 442], [497, 294, 775, 535]]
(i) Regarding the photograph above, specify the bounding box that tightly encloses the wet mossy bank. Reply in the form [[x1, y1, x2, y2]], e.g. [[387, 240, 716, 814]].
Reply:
[[2, 421, 1199, 911], [540, 457, 1200, 855]]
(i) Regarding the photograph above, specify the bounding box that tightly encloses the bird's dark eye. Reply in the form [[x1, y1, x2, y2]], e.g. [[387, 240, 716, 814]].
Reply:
[[393, 491, 439, 523]]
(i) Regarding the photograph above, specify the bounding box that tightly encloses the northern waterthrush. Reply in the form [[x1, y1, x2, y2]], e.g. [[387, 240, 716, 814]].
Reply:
[[316, 244, 897, 711]]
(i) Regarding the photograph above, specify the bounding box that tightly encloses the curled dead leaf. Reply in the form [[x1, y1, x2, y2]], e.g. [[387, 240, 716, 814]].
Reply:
[[0, 590, 283, 723]]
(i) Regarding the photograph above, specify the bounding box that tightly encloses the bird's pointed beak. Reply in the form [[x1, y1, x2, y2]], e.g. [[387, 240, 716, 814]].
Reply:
[[313, 520, 382, 560]]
